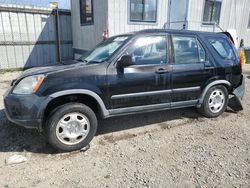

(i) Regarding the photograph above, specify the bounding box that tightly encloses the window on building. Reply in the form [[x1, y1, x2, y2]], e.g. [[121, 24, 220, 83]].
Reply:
[[129, 0, 157, 23], [203, 0, 222, 24], [124, 35, 167, 65], [80, 0, 94, 25], [172, 36, 206, 64]]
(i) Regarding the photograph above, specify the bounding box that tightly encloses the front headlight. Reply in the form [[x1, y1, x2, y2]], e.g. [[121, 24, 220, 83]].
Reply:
[[13, 75, 45, 94]]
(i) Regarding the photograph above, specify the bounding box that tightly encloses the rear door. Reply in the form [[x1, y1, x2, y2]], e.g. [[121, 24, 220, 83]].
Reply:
[[170, 34, 213, 107], [206, 35, 241, 86]]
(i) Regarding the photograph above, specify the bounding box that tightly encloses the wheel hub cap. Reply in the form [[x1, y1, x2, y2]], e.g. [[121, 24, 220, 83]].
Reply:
[[208, 89, 225, 113], [56, 113, 90, 145]]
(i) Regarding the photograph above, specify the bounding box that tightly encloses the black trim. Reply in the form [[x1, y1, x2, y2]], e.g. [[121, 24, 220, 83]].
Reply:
[[108, 100, 198, 117], [111, 89, 172, 100], [109, 102, 171, 115], [111, 86, 200, 100], [172, 87, 200, 93], [169, 34, 175, 64]]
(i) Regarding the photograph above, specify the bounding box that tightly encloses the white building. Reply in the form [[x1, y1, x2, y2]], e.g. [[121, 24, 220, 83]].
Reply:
[[71, 0, 250, 57]]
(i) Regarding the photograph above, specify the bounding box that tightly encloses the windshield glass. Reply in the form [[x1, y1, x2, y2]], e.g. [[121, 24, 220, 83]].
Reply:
[[78, 35, 131, 63]]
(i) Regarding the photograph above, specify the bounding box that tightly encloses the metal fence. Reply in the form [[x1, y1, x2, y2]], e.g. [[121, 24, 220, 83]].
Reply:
[[0, 3, 73, 69]]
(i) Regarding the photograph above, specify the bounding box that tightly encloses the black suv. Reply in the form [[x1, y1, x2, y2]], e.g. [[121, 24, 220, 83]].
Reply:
[[4, 29, 245, 151]]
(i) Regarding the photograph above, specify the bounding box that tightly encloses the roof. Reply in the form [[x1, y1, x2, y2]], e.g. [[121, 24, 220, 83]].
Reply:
[[134, 29, 222, 35], [112, 29, 227, 40]]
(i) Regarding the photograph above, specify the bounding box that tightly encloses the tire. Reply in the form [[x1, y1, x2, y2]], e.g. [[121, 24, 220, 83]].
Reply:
[[45, 103, 98, 152], [198, 85, 228, 118]]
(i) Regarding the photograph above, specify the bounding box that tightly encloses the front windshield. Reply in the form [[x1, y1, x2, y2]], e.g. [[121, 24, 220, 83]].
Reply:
[[78, 35, 131, 63]]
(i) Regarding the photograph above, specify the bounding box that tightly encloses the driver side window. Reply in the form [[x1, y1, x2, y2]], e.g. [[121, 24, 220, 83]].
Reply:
[[124, 35, 167, 65]]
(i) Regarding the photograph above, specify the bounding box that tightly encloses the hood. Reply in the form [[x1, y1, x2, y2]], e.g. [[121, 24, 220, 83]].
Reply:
[[16, 60, 93, 81]]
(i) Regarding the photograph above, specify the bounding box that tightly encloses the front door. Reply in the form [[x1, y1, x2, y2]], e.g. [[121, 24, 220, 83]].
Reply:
[[107, 34, 172, 113], [170, 34, 213, 107]]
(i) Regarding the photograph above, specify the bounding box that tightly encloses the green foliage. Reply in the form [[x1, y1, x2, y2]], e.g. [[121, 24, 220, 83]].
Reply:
[[0, 68, 23, 74]]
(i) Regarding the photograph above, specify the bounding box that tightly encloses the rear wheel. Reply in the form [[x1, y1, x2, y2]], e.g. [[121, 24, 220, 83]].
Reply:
[[198, 85, 228, 118], [45, 103, 97, 152]]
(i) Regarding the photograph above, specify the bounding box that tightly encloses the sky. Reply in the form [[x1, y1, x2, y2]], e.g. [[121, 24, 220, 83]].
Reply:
[[0, 0, 70, 9]]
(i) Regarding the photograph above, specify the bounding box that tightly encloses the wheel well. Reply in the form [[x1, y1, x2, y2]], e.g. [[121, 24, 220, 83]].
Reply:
[[216, 83, 231, 93], [42, 94, 101, 127], [198, 82, 231, 106]]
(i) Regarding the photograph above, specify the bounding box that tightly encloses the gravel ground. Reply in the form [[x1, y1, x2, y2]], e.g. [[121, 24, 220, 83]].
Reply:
[[0, 72, 250, 187]]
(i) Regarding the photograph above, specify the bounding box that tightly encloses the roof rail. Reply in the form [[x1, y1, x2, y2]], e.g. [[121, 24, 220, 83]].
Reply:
[[163, 21, 224, 32]]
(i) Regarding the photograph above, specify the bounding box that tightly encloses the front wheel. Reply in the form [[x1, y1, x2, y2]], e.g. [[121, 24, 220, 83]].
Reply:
[[45, 103, 98, 152], [198, 85, 228, 118]]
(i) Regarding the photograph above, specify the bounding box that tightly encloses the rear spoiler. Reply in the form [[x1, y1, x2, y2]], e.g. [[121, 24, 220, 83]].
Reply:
[[220, 30, 238, 48], [221, 32, 235, 44]]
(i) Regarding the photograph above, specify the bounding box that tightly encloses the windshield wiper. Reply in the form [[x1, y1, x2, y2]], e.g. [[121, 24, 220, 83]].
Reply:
[[76, 59, 88, 63]]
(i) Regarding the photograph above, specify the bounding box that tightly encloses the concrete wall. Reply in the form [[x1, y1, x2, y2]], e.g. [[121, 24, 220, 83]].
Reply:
[[0, 3, 73, 69], [188, 0, 250, 47], [108, 0, 168, 36], [71, 0, 108, 55]]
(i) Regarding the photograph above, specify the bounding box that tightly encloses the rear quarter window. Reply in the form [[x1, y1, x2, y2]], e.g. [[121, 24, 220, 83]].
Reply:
[[207, 37, 236, 60]]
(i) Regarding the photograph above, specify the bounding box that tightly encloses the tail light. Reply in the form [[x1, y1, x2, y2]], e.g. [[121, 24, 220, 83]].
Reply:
[[238, 50, 245, 73], [102, 30, 109, 41]]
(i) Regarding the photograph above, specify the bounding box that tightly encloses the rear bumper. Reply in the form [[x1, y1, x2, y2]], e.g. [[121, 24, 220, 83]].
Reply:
[[228, 75, 245, 111], [233, 75, 245, 100]]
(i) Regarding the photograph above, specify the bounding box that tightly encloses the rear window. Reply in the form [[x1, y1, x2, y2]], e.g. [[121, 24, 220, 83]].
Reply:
[[208, 38, 236, 60]]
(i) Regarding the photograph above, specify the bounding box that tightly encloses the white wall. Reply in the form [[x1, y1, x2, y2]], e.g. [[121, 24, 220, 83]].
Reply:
[[188, 0, 250, 47], [108, 0, 168, 37], [71, 0, 108, 52]]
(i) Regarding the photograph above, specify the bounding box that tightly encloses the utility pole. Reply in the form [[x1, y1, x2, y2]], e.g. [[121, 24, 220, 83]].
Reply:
[[50, 2, 61, 63]]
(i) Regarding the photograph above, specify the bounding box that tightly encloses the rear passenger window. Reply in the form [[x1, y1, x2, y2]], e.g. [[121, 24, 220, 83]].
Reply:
[[172, 36, 206, 64], [208, 38, 236, 60]]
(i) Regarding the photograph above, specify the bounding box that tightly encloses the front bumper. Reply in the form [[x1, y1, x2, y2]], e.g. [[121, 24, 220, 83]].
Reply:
[[4, 90, 46, 131], [228, 75, 245, 111]]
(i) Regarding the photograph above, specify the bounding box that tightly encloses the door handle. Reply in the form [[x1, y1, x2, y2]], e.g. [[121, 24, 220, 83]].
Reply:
[[204, 61, 214, 70], [204, 66, 214, 70], [156, 68, 170, 74]]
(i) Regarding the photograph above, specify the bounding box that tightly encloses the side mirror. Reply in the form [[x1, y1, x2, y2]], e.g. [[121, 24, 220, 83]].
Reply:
[[117, 55, 133, 68]]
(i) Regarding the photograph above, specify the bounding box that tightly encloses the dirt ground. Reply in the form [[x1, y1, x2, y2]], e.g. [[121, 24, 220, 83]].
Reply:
[[0, 71, 250, 188]]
